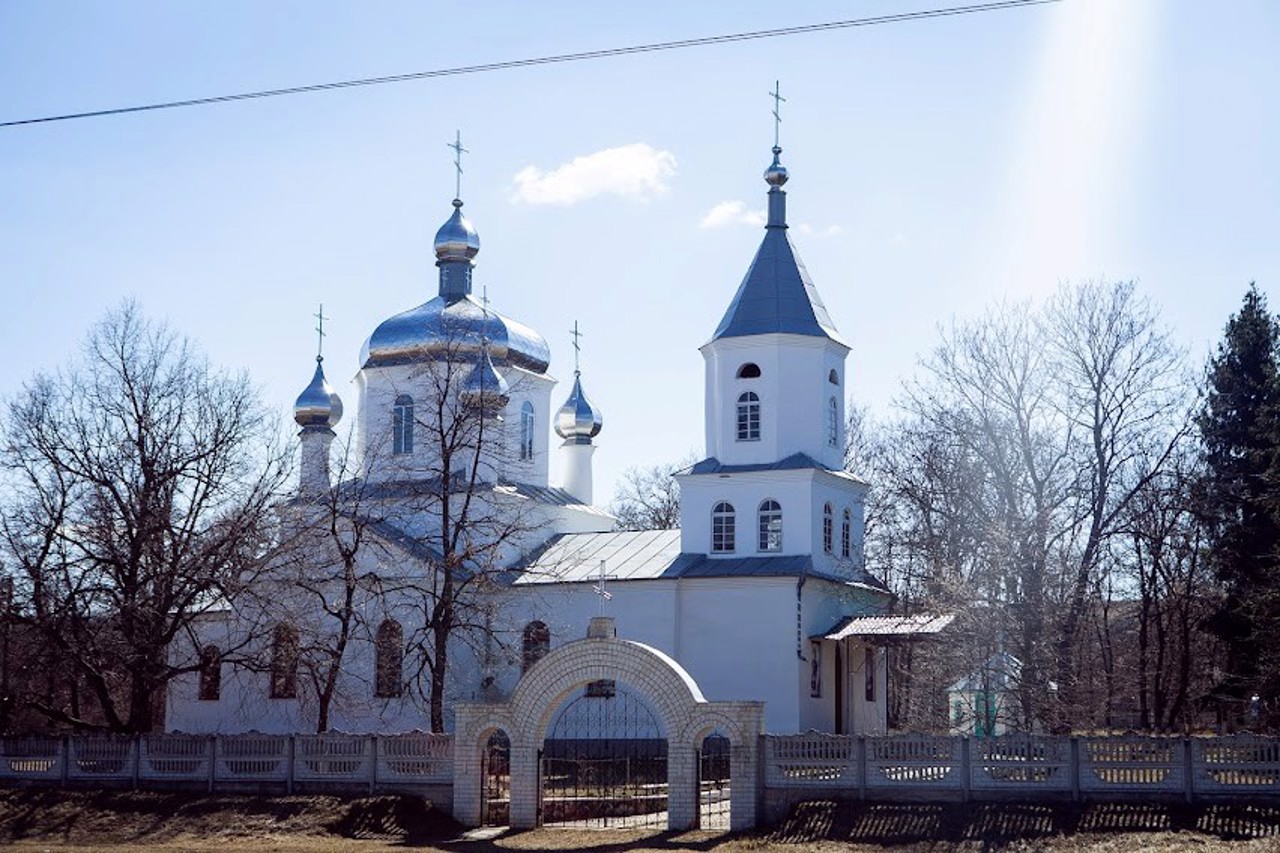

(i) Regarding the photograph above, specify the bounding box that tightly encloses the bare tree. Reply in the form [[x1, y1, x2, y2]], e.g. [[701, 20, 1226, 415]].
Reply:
[[0, 302, 289, 732], [609, 453, 697, 531]]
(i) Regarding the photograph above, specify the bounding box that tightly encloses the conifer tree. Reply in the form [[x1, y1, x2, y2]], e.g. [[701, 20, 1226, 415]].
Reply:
[[1198, 284, 1280, 721]]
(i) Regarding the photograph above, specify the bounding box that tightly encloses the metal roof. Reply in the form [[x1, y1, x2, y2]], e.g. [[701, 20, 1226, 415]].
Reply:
[[710, 219, 847, 345], [815, 613, 955, 641], [683, 452, 867, 485]]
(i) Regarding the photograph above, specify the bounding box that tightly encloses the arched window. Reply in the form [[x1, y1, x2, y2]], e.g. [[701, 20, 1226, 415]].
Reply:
[[270, 623, 298, 699], [375, 619, 404, 698], [393, 395, 414, 455], [737, 362, 762, 379], [737, 392, 760, 441], [841, 508, 852, 559], [758, 499, 783, 552], [520, 401, 535, 461], [199, 645, 221, 701], [829, 368, 839, 385], [822, 503, 834, 554], [827, 397, 839, 447], [712, 502, 736, 553], [522, 621, 550, 673]]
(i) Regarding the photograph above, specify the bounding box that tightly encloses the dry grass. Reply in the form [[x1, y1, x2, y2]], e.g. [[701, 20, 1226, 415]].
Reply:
[[0, 790, 1277, 851]]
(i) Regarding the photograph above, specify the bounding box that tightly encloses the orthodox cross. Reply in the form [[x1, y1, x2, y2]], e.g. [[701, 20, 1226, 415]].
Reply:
[[570, 320, 583, 375], [593, 559, 613, 614], [447, 129, 468, 200], [313, 303, 328, 361], [769, 80, 786, 148]]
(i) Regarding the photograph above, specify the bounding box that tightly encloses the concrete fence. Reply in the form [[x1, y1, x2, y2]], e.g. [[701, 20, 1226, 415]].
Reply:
[[761, 732, 1280, 822], [0, 732, 454, 796]]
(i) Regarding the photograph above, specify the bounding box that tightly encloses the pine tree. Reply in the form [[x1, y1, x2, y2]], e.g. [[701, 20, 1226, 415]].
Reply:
[[1197, 284, 1280, 723]]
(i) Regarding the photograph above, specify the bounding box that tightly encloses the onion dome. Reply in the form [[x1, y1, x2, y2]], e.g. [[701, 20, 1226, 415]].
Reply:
[[433, 199, 480, 263], [763, 145, 788, 188], [459, 349, 510, 411], [361, 198, 551, 373], [293, 357, 344, 428], [554, 372, 603, 445]]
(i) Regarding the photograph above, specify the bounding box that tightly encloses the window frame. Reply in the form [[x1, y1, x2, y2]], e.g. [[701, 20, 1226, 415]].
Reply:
[[375, 619, 404, 698], [392, 394, 415, 455], [822, 503, 834, 554], [270, 624, 299, 699], [522, 621, 550, 673], [199, 645, 221, 702], [520, 401, 535, 461], [841, 508, 852, 559], [758, 499, 783, 552], [711, 501, 736, 553], [737, 391, 761, 442], [827, 397, 839, 447]]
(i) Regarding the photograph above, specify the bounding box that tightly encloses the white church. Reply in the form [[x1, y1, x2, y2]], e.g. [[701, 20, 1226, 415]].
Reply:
[[166, 140, 941, 737]]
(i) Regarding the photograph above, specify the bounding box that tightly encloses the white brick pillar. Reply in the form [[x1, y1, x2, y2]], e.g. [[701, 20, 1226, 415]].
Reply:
[[730, 740, 758, 831], [666, 744, 699, 830], [508, 744, 541, 829]]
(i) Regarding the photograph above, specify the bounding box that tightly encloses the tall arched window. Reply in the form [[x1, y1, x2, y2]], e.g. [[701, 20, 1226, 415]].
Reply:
[[270, 623, 298, 699], [393, 395, 414, 455], [758, 499, 782, 552], [199, 645, 221, 701], [737, 392, 760, 441], [822, 503, 834, 554], [712, 502, 736, 553], [522, 621, 550, 673], [375, 619, 404, 698], [827, 397, 839, 447], [841, 508, 852, 558], [520, 401, 535, 461], [829, 368, 839, 385]]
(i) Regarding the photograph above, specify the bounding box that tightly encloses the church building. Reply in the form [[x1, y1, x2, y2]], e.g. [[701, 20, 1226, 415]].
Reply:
[[165, 138, 936, 737]]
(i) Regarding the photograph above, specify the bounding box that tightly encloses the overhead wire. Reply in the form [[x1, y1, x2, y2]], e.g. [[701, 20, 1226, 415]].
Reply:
[[1, 0, 1061, 129]]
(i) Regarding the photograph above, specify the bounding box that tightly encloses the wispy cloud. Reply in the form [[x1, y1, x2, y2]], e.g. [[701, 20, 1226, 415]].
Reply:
[[699, 201, 841, 238], [511, 143, 677, 206], [698, 200, 765, 229]]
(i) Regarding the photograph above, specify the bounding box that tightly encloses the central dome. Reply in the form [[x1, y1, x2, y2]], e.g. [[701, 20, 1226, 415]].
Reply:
[[361, 295, 551, 373]]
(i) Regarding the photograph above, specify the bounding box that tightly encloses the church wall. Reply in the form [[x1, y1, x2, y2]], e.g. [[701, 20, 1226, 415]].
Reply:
[[679, 469, 818, 557], [808, 475, 870, 580]]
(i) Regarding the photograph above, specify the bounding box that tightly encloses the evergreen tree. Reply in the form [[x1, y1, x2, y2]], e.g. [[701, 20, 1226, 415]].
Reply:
[[1197, 284, 1280, 722]]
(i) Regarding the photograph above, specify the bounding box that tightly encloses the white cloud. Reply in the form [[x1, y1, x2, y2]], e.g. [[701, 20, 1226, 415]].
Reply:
[[510, 143, 677, 206], [794, 223, 844, 239], [698, 200, 765, 229]]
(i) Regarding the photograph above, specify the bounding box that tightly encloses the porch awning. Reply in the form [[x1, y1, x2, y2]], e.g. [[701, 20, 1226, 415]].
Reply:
[[814, 613, 955, 642]]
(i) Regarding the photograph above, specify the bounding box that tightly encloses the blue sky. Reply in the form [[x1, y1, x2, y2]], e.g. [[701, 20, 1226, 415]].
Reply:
[[2, 0, 1277, 504]]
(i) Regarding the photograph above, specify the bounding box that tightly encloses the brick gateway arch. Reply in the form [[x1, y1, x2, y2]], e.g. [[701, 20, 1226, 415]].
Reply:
[[453, 617, 764, 830]]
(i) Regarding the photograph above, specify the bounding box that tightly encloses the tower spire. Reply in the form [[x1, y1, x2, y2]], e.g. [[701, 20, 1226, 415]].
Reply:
[[764, 80, 790, 227]]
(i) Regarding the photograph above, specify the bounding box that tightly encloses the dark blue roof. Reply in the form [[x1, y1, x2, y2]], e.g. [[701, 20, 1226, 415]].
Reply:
[[686, 452, 832, 476], [711, 222, 845, 344]]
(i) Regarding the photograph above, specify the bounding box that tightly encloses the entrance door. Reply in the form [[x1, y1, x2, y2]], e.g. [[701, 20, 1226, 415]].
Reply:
[[480, 730, 510, 826], [540, 680, 667, 828]]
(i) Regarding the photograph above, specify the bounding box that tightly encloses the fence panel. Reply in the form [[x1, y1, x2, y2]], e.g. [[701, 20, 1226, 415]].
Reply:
[[140, 735, 210, 782], [293, 734, 371, 784], [215, 734, 289, 783], [763, 732, 856, 788], [866, 735, 962, 790], [0, 736, 63, 781], [1193, 735, 1280, 795], [378, 732, 453, 784], [66, 736, 135, 782], [970, 735, 1071, 792], [1077, 736, 1183, 795]]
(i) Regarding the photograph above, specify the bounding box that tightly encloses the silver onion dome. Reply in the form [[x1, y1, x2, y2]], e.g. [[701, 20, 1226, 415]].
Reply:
[[459, 349, 510, 411], [361, 295, 550, 373], [434, 199, 480, 263], [554, 373, 603, 444], [763, 145, 788, 188], [294, 357, 344, 428]]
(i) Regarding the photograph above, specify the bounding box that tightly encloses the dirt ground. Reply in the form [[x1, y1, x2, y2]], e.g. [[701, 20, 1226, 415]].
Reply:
[[0, 790, 1278, 851]]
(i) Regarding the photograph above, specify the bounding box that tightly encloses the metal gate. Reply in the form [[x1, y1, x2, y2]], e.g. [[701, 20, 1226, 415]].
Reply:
[[480, 730, 510, 826], [698, 731, 731, 829], [539, 680, 667, 827]]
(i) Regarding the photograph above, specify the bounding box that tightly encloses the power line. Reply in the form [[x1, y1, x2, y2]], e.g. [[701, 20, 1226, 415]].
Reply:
[[1, 0, 1061, 129]]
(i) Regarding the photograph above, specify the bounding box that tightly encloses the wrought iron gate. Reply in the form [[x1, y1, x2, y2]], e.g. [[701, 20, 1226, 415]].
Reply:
[[480, 730, 510, 826], [698, 732, 731, 829], [540, 680, 668, 827]]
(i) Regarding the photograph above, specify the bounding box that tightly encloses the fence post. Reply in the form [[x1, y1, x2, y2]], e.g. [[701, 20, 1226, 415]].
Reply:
[[1069, 736, 1080, 803], [960, 736, 971, 803], [60, 735, 70, 786], [369, 735, 377, 795], [857, 735, 867, 801], [1183, 737, 1194, 804], [132, 733, 141, 790], [207, 735, 216, 793], [286, 734, 295, 795]]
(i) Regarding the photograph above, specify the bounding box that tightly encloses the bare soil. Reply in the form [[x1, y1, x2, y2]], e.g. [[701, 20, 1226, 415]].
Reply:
[[0, 790, 1277, 851]]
